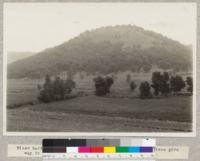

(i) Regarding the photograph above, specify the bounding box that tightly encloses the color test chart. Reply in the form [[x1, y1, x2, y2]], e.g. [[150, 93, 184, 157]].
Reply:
[[42, 139, 155, 160]]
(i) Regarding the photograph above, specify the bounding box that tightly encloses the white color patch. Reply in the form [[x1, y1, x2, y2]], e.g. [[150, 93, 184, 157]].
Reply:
[[66, 147, 78, 153]]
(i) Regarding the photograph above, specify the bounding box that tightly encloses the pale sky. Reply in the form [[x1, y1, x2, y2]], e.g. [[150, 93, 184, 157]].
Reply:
[[4, 3, 196, 55]]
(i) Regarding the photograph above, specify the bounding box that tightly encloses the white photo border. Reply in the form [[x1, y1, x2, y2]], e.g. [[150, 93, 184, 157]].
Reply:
[[3, 2, 197, 137]]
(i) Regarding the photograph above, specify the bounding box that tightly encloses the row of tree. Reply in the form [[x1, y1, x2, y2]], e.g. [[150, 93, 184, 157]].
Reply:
[[38, 71, 192, 103], [93, 72, 193, 99], [139, 72, 192, 99]]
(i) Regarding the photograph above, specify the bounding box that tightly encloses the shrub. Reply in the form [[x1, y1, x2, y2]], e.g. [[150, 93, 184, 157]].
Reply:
[[139, 81, 151, 99], [38, 75, 76, 103], [130, 81, 136, 92], [105, 76, 114, 93], [38, 75, 54, 102], [186, 76, 193, 92], [151, 72, 161, 96], [170, 75, 185, 93], [94, 76, 114, 96], [160, 72, 170, 96], [151, 71, 170, 96], [53, 77, 65, 100], [65, 78, 76, 94], [93, 76, 107, 96]]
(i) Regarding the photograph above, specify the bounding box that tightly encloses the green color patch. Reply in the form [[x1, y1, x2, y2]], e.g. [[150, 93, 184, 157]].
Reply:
[[116, 146, 128, 153]]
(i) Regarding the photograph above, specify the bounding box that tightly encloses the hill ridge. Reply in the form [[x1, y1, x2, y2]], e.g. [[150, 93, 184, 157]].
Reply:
[[8, 25, 192, 79]]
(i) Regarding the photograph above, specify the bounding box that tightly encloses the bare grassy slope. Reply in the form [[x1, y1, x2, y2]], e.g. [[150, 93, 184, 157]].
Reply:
[[7, 95, 192, 132], [29, 95, 192, 122], [8, 25, 192, 78]]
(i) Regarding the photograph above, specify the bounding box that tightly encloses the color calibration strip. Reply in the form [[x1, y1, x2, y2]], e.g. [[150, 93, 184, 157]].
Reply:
[[42, 139, 155, 159], [43, 138, 155, 147], [7, 144, 189, 160], [43, 146, 153, 153]]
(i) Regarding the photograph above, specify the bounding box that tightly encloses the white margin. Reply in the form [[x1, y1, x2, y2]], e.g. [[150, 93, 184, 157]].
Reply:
[[2, 2, 197, 137]]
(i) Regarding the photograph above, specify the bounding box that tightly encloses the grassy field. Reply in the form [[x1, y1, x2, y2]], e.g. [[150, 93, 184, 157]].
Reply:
[[29, 95, 192, 122], [5, 72, 176, 106], [7, 79, 42, 107], [7, 72, 191, 105], [7, 95, 192, 132], [6, 72, 193, 132], [6, 74, 133, 107]]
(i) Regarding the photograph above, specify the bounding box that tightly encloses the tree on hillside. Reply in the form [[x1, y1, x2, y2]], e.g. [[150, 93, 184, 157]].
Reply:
[[186, 76, 193, 93], [170, 75, 185, 93], [79, 72, 84, 80], [143, 65, 151, 73], [139, 81, 151, 99], [67, 70, 74, 80], [8, 26, 192, 79]]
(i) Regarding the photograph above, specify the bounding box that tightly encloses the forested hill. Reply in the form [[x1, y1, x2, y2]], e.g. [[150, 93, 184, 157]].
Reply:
[[8, 25, 192, 78]]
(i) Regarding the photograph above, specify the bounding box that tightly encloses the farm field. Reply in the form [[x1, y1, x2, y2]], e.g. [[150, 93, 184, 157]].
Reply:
[[7, 72, 191, 106], [29, 95, 192, 122], [7, 79, 42, 107], [6, 74, 142, 107], [6, 73, 193, 132], [7, 95, 192, 132]]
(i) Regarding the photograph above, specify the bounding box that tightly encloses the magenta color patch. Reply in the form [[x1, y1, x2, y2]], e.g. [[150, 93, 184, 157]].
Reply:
[[78, 147, 91, 153]]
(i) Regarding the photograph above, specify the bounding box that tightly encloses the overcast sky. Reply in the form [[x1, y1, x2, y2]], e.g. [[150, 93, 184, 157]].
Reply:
[[4, 3, 196, 56]]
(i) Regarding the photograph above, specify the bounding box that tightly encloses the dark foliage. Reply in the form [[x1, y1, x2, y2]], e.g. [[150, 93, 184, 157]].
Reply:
[[151, 71, 170, 96], [130, 81, 136, 92], [93, 76, 114, 96], [186, 76, 193, 92], [170, 75, 185, 93], [151, 72, 161, 96], [139, 81, 151, 99], [38, 75, 76, 103]]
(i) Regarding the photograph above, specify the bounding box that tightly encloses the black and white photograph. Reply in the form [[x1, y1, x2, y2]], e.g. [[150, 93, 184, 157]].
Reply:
[[4, 3, 196, 135]]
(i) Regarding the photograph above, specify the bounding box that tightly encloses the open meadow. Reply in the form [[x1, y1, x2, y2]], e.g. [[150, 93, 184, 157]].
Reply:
[[6, 72, 193, 132]]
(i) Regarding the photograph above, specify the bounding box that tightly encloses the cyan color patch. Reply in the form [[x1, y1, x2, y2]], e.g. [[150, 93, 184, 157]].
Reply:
[[128, 147, 140, 153]]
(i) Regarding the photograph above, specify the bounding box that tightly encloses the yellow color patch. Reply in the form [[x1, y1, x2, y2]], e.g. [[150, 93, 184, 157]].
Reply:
[[104, 146, 116, 153]]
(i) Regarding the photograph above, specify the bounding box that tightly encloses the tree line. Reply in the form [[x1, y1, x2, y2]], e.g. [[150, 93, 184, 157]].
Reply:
[[93, 71, 193, 99], [38, 71, 193, 103], [138, 72, 192, 99]]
